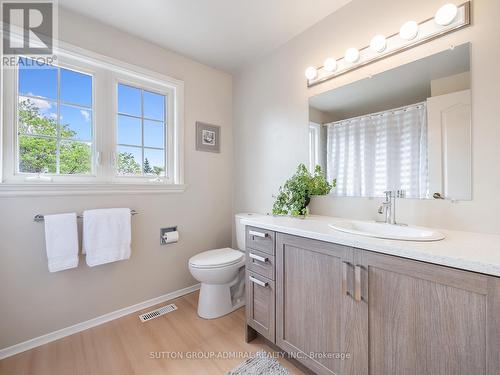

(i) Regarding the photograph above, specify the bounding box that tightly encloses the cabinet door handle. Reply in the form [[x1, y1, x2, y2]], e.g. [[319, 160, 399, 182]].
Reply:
[[249, 275, 268, 287], [249, 253, 268, 263], [354, 265, 362, 302], [342, 261, 351, 296], [249, 230, 268, 238]]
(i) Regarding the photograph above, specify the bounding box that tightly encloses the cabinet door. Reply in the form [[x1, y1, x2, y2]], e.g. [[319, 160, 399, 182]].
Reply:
[[276, 233, 363, 375], [357, 250, 500, 375], [246, 271, 275, 342]]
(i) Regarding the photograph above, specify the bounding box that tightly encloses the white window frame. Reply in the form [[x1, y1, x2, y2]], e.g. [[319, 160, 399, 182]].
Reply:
[[6, 55, 97, 183], [112, 74, 175, 185], [0, 41, 185, 196], [309, 122, 321, 172]]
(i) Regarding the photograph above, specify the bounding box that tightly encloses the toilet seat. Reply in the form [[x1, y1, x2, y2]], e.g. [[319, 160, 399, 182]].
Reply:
[[189, 248, 244, 269]]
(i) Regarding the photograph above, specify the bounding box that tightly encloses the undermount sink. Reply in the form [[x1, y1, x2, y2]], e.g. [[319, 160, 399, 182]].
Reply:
[[329, 220, 445, 241]]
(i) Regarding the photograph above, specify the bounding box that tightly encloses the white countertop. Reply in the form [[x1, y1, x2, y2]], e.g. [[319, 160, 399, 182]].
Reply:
[[241, 215, 500, 277]]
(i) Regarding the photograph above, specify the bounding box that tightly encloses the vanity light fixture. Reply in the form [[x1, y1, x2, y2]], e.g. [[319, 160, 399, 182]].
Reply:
[[305, 66, 318, 80], [345, 48, 360, 63], [306, 1, 470, 87], [435, 3, 459, 26], [323, 57, 338, 72], [370, 34, 387, 53], [399, 21, 419, 40]]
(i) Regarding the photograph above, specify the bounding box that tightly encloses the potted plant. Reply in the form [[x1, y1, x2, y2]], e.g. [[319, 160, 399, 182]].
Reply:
[[272, 164, 335, 217]]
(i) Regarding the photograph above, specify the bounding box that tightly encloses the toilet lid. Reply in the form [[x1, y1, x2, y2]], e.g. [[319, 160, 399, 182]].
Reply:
[[189, 248, 244, 269]]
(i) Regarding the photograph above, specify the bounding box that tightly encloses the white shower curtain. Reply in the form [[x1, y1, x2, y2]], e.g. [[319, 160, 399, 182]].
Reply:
[[326, 103, 428, 198]]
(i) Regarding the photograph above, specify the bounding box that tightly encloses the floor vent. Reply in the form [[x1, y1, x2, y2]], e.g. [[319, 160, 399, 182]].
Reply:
[[139, 303, 178, 322]]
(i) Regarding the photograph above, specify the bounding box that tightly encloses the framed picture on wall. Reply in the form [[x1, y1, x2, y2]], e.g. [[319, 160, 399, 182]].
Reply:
[[196, 122, 221, 153]]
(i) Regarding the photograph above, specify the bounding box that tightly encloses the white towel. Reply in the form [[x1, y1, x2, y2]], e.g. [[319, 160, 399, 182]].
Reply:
[[44, 213, 79, 272], [83, 208, 131, 267]]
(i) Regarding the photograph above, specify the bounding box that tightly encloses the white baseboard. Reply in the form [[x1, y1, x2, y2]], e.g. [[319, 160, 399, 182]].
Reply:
[[0, 283, 200, 360]]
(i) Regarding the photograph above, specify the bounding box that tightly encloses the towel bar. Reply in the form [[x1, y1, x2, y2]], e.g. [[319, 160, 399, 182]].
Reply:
[[34, 210, 138, 222]]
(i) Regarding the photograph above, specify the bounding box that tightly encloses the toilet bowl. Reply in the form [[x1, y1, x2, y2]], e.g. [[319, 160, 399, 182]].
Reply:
[[189, 248, 245, 319], [188, 213, 263, 319]]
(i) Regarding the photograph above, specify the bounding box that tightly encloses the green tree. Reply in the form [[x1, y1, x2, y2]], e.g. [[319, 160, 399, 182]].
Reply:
[[18, 99, 91, 174], [152, 166, 164, 176], [118, 152, 141, 174], [143, 158, 153, 174]]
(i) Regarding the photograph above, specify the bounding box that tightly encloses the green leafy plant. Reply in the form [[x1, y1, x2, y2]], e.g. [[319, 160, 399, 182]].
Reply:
[[272, 164, 336, 217]]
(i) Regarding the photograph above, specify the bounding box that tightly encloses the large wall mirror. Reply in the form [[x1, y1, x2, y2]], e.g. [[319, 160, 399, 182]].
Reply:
[[309, 43, 471, 200]]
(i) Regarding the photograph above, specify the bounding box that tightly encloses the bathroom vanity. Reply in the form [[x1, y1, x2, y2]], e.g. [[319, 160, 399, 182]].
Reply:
[[243, 215, 500, 375]]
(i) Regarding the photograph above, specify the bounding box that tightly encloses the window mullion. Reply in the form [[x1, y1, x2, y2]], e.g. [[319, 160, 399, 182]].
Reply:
[[100, 69, 113, 182], [56, 67, 61, 174], [141, 88, 145, 176]]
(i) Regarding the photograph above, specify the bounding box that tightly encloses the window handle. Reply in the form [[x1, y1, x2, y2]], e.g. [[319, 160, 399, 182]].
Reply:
[[95, 151, 102, 166], [25, 174, 52, 182], [110, 152, 116, 168]]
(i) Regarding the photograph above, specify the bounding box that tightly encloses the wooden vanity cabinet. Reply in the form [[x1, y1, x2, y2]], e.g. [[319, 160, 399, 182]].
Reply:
[[357, 250, 500, 375], [245, 226, 276, 342], [245, 228, 500, 375], [275, 233, 366, 375], [246, 270, 275, 342]]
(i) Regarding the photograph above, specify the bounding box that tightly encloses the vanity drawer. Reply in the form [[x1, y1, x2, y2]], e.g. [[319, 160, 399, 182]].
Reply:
[[246, 271, 275, 343], [246, 226, 275, 255], [246, 249, 275, 280]]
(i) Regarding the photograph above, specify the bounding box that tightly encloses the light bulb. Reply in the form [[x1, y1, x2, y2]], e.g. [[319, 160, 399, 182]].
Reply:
[[435, 3, 458, 26], [370, 34, 387, 53], [305, 66, 318, 80], [345, 48, 360, 63], [323, 58, 337, 72], [399, 21, 419, 40]]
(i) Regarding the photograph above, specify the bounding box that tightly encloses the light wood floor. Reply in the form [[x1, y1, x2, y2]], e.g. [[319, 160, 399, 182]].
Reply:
[[0, 291, 305, 375]]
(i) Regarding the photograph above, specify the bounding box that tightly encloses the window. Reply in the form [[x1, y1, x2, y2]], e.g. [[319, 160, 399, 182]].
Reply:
[[116, 84, 167, 178], [1, 45, 184, 194], [17, 58, 93, 175]]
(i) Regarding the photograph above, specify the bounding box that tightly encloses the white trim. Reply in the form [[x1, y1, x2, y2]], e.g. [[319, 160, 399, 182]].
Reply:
[[0, 283, 200, 360], [0, 43, 3, 182], [309, 122, 321, 172], [0, 182, 187, 197]]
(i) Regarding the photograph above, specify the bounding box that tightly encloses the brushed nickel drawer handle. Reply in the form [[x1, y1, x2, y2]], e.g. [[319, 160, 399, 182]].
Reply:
[[354, 265, 362, 302], [249, 275, 268, 287], [249, 253, 268, 263], [249, 230, 268, 238], [342, 261, 351, 296]]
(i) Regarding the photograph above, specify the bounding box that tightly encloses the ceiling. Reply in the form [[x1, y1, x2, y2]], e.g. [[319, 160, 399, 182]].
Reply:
[[59, 0, 351, 73], [309, 43, 470, 121]]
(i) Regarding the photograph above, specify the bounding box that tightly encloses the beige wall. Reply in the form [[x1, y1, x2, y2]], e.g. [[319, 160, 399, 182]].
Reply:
[[309, 106, 339, 125], [0, 9, 233, 349], [234, 0, 500, 234], [431, 71, 471, 96]]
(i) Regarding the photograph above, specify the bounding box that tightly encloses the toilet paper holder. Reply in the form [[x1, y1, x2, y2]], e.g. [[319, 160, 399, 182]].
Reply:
[[160, 226, 178, 245]]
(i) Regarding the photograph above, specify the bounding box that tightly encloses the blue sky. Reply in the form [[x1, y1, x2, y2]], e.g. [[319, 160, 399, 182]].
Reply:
[[18, 60, 166, 171]]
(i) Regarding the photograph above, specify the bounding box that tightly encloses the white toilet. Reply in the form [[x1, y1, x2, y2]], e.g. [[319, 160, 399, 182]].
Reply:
[[189, 213, 262, 319]]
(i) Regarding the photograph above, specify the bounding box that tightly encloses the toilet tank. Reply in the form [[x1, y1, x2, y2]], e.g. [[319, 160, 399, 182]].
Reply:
[[235, 213, 264, 250]]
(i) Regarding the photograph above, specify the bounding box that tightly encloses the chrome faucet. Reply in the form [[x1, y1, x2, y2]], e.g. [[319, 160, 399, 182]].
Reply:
[[378, 190, 406, 225]]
